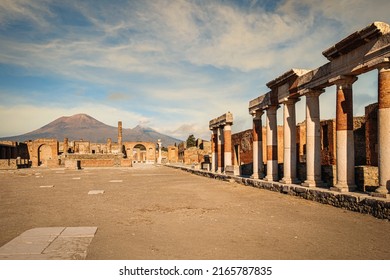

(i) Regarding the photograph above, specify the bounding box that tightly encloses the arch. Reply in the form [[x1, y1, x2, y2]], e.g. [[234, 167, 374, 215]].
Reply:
[[133, 144, 147, 163], [38, 144, 52, 166], [123, 141, 157, 164]]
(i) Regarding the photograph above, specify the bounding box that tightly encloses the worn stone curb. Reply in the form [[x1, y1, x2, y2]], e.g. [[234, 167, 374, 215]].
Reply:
[[165, 165, 390, 221]]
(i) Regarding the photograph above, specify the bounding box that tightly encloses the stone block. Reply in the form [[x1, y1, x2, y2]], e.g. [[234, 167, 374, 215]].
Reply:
[[88, 190, 104, 195]]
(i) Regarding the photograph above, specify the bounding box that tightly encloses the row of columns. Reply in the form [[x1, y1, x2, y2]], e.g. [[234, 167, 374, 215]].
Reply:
[[250, 65, 390, 195], [210, 116, 233, 173]]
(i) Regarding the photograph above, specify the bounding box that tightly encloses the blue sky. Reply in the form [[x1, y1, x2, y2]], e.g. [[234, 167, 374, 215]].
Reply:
[[0, 0, 389, 141]]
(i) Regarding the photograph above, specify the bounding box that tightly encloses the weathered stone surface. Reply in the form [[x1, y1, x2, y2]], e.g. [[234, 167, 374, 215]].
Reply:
[[0, 227, 97, 260]]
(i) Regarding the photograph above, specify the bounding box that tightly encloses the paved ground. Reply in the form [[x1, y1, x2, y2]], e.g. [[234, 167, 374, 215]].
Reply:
[[0, 164, 389, 260]]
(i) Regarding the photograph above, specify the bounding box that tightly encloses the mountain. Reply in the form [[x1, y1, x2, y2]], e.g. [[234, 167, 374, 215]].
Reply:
[[0, 114, 182, 146]]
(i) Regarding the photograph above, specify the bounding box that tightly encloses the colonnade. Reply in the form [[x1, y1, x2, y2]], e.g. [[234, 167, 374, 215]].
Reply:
[[209, 112, 233, 173], [246, 22, 390, 197]]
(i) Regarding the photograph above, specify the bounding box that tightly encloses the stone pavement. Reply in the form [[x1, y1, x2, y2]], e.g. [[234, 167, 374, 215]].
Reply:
[[0, 227, 97, 260]]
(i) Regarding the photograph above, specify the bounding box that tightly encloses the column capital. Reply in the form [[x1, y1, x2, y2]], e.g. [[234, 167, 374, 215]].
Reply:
[[302, 88, 325, 97], [251, 109, 264, 120], [329, 75, 358, 88], [281, 97, 300, 105], [376, 57, 390, 71]]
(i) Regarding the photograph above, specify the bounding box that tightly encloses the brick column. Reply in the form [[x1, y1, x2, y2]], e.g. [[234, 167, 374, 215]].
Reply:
[[302, 90, 324, 187], [63, 138, 69, 155], [217, 126, 224, 173], [251, 110, 264, 179], [330, 76, 358, 192], [264, 105, 278, 181], [375, 64, 390, 197], [280, 98, 300, 184], [118, 121, 123, 153], [224, 123, 232, 168]]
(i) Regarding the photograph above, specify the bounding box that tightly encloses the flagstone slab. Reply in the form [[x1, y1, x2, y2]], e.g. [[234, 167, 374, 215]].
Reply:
[[0, 227, 97, 260], [88, 190, 104, 195]]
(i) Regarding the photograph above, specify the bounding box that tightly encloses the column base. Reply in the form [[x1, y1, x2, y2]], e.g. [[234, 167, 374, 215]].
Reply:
[[331, 184, 356, 193], [251, 173, 265, 180], [280, 178, 300, 185], [264, 175, 278, 182], [302, 180, 324, 188], [371, 186, 389, 198]]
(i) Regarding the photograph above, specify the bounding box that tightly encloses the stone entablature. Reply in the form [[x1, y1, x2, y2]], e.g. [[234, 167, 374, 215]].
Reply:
[[209, 112, 233, 129], [247, 21, 390, 197]]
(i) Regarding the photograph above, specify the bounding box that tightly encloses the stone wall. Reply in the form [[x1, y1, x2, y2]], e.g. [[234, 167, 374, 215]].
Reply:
[[355, 165, 379, 192], [167, 165, 390, 220]]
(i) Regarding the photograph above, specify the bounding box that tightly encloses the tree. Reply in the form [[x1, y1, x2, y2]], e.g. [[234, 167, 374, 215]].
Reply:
[[186, 134, 196, 148]]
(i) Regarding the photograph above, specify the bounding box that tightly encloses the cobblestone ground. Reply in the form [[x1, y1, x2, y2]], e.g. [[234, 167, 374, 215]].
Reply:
[[0, 164, 389, 260]]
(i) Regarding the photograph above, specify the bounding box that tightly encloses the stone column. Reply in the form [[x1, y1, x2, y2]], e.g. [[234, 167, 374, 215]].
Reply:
[[118, 121, 123, 153], [264, 105, 278, 181], [107, 138, 112, 154], [157, 139, 162, 164], [375, 64, 390, 197], [211, 128, 218, 172], [217, 126, 224, 173], [330, 76, 357, 192], [224, 123, 232, 168], [280, 98, 300, 184], [251, 110, 264, 179], [63, 138, 69, 155], [302, 90, 324, 187]]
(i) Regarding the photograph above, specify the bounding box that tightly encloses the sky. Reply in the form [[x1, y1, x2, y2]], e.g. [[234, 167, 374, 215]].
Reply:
[[0, 0, 389, 141]]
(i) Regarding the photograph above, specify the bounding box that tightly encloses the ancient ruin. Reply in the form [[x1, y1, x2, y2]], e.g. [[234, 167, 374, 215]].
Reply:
[[247, 22, 389, 197]]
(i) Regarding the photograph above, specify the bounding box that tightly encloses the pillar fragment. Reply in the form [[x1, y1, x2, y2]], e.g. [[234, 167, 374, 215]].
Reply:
[[374, 64, 390, 197], [330, 76, 358, 192], [280, 98, 300, 184], [264, 105, 278, 182], [63, 138, 69, 155], [302, 90, 324, 187], [157, 139, 162, 164], [118, 121, 123, 153], [251, 110, 264, 179]]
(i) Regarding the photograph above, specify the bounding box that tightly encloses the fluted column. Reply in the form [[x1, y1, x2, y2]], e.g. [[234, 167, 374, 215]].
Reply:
[[330, 76, 358, 192], [157, 139, 162, 164], [224, 123, 232, 168], [375, 64, 390, 197], [251, 110, 264, 179], [302, 90, 324, 187], [280, 98, 300, 184], [264, 105, 278, 181]]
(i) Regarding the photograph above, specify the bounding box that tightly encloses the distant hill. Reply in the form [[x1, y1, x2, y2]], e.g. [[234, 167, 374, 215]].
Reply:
[[0, 114, 182, 146]]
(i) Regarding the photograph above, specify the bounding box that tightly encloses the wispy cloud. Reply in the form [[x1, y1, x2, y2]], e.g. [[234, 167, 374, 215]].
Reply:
[[0, 0, 388, 140]]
